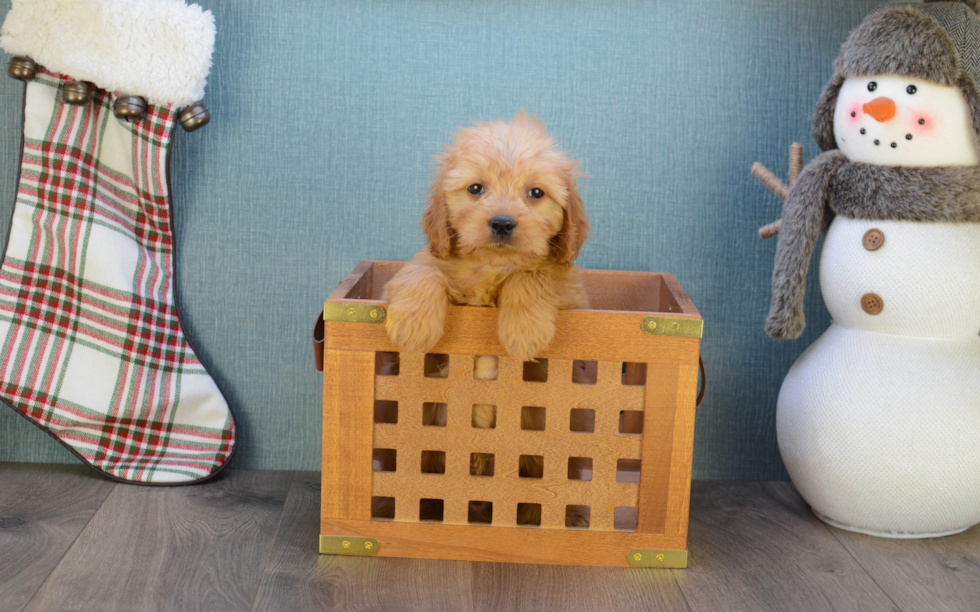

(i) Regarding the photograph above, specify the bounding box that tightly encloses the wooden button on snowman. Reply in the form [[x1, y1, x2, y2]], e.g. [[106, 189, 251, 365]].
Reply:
[[764, 0, 980, 537]]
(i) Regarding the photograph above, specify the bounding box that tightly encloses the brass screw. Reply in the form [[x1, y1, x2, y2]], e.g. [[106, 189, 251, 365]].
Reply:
[[646, 320, 657, 330], [370, 310, 379, 319], [670, 322, 680, 331], [364, 541, 373, 550], [342, 540, 351, 549], [347, 308, 355, 317], [633, 553, 642, 561], [657, 554, 665, 562]]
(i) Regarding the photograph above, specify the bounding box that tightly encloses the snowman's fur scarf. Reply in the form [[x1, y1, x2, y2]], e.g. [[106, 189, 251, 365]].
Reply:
[[0, 0, 214, 107], [766, 151, 980, 339]]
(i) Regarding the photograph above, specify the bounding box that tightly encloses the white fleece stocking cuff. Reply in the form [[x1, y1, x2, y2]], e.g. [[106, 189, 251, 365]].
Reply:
[[0, 0, 215, 107]]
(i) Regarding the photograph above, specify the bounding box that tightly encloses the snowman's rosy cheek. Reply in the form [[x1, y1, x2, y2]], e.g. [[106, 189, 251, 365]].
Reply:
[[910, 114, 934, 134], [847, 101, 863, 124]]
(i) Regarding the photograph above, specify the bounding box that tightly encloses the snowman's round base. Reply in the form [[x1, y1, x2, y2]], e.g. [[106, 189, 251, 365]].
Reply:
[[813, 510, 972, 539]]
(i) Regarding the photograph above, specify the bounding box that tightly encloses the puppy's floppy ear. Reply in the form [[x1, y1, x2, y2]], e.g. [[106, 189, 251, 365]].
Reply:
[[551, 170, 589, 267], [422, 179, 454, 259]]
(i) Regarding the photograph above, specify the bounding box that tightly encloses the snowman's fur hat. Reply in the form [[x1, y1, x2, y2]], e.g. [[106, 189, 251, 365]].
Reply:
[[814, 1, 980, 153]]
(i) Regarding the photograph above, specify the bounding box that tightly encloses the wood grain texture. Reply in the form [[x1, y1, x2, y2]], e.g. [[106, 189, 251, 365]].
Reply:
[[0, 463, 115, 612], [324, 307, 701, 364], [321, 348, 375, 521], [472, 561, 690, 612], [822, 509, 980, 612], [674, 481, 900, 612], [23, 469, 293, 612], [254, 471, 476, 612]]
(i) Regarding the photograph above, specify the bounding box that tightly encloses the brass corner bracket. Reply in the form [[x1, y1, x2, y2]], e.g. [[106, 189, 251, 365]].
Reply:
[[320, 535, 380, 556], [626, 548, 688, 568], [323, 302, 387, 324], [640, 316, 702, 339]]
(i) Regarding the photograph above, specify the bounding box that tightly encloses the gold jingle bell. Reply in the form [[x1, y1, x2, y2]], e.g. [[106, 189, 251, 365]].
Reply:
[[7, 56, 37, 81], [179, 104, 210, 132], [113, 95, 147, 122], [61, 81, 94, 105]]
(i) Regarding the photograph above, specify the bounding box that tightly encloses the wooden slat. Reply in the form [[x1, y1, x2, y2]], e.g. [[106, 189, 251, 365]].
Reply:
[[253, 472, 476, 612], [24, 470, 293, 612], [326, 260, 374, 300], [471, 560, 691, 612], [663, 362, 699, 538], [674, 481, 900, 612], [637, 363, 680, 535], [321, 348, 375, 521], [324, 308, 701, 363], [0, 463, 115, 612], [321, 517, 686, 567], [819, 503, 980, 612]]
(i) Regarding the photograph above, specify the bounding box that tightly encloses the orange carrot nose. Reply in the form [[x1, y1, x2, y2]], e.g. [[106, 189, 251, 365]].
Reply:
[[863, 97, 896, 122]]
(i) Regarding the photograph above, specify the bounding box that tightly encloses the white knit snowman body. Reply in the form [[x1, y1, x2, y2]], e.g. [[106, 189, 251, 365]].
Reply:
[[777, 74, 980, 537]]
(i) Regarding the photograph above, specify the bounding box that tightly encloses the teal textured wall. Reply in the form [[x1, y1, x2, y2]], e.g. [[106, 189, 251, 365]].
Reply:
[[0, 0, 884, 479]]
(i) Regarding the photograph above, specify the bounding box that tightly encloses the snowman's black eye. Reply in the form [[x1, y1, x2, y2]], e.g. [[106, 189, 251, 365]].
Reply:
[[907, 85, 917, 95], [528, 188, 545, 199], [868, 81, 878, 92], [467, 184, 484, 195]]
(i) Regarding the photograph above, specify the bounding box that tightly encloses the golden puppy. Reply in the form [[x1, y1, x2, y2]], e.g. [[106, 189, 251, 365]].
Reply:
[[376, 113, 590, 527], [383, 111, 589, 360]]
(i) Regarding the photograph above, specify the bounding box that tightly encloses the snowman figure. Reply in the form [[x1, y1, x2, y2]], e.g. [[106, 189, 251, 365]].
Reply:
[[766, 1, 980, 537]]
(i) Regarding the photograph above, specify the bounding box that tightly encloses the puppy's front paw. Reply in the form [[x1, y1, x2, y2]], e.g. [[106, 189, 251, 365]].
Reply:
[[386, 300, 446, 354], [497, 307, 556, 362]]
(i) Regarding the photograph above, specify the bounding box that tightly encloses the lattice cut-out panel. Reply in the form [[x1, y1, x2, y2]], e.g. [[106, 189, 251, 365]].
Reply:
[[371, 353, 646, 531]]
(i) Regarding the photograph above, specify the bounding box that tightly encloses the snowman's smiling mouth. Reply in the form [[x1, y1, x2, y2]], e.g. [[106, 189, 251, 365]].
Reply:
[[853, 126, 913, 149]]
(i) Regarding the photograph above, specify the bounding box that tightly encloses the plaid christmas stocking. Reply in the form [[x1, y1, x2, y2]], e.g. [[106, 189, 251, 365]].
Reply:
[[0, 0, 236, 483]]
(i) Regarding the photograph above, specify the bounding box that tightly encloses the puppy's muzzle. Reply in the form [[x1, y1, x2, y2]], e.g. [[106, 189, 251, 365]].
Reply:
[[490, 214, 517, 238]]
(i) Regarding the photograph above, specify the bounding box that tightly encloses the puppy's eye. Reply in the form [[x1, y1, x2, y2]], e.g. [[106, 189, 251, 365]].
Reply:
[[867, 81, 877, 92], [906, 85, 917, 95], [467, 184, 484, 195], [528, 188, 545, 199]]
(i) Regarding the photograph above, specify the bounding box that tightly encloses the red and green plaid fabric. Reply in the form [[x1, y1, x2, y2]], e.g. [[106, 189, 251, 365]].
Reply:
[[0, 68, 236, 483]]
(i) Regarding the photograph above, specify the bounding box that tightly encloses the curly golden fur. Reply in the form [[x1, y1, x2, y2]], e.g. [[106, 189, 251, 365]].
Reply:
[[383, 111, 590, 361]]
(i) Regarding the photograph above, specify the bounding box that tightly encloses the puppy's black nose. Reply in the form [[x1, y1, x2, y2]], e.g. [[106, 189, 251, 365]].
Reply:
[[490, 215, 516, 237]]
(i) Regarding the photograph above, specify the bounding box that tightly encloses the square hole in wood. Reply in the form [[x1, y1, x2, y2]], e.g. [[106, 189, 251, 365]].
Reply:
[[470, 453, 495, 476], [572, 360, 598, 384], [517, 503, 541, 526], [614, 506, 639, 531], [619, 410, 643, 434], [473, 355, 499, 380], [371, 496, 394, 520], [519, 455, 544, 479], [374, 400, 398, 424], [521, 406, 546, 431], [372, 448, 396, 472], [375, 351, 399, 376], [569, 409, 595, 433], [424, 353, 449, 378], [422, 402, 447, 427], [468, 501, 493, 524], [421, 450, 446, 474], [623, 362, 647, 386], [565, 505, 591, 528], [523, 359, 548, 382], [420, 498, 444, 522], [567, 457, 593, 481], [617, 458, 641, 483], [471, 404, 497, 429]]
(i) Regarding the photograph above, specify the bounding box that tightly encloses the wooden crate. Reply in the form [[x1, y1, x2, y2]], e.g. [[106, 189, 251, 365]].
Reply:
[[315, 260, 702, 568]]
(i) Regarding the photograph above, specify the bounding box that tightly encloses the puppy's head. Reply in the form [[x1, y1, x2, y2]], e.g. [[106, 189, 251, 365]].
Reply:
[[423, 112, 588, 267]]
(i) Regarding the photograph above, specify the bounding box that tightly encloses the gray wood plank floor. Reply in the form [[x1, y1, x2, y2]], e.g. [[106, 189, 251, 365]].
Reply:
[[1, 463, 977, 612]]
